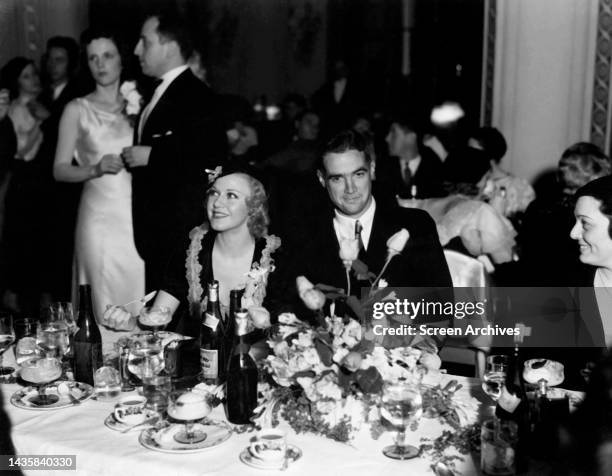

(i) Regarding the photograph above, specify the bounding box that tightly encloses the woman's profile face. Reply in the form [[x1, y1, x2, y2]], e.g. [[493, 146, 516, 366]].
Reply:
[[18, 64, 40, 96], [86, 38, 122, 87], [206, 173, 252, 234], [570, 196, 612, 267]]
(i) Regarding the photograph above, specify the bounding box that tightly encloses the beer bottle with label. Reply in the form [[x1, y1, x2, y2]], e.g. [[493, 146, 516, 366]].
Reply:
[[200, 281, 224, 384], [73, 284, 103, 386], [226, 309, 258, 424]]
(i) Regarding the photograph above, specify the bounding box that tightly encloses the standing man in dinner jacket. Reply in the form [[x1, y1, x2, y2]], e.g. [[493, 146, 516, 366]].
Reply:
[[122, 10, 227, 292], [294, 130, 453, 343]]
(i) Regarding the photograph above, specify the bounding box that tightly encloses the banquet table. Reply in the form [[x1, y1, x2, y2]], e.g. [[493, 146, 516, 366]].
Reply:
[[1, 349, 493, 476]]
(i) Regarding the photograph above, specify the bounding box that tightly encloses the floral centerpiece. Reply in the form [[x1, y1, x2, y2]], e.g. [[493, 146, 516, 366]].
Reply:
[[256, 309, 477, 444]]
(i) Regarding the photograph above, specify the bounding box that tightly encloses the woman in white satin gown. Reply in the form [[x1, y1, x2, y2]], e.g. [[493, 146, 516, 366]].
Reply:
[[53, 28, 144, 349]]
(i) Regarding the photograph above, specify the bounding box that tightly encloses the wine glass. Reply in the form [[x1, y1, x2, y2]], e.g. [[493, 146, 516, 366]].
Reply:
[[139, 306, 171, 339], [36, 319, 69, 360], [168, 389, 212, 444], [481, 354, 509, 402], [0, 313, 16, 383], [380, 377, 423, 460], [126, 333, 164, 384], [20, 357, 63, 405], [50, 302, 77, 335]]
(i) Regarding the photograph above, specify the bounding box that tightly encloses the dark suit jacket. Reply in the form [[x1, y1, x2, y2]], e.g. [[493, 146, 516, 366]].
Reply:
[[293, 201, 453, 345], [377, 146, 446, 199], [132, 69, 227, 291]]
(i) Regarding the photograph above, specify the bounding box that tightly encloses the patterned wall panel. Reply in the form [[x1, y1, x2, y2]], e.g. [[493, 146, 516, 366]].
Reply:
[[591, 0, 612, 149]]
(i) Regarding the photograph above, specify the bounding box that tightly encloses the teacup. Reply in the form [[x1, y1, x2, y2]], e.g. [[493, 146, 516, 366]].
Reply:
[[249, 429, 287, 463], [113, 396, 147, 425]]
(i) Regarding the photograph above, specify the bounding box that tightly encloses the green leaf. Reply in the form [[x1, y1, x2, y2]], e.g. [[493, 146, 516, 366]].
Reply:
[[355, 366, 383, 394]]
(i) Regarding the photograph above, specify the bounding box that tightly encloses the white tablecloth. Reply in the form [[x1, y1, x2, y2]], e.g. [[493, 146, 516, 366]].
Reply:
[[1, 350, 487, 476]]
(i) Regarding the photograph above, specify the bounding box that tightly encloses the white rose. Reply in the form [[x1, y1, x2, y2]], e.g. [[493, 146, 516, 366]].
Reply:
[[420, 352, 442, 370], [315, 377, 342, 400], [340, 319, 363, 348], [339, 237, 359, 268], [267, 357, 292, 386], [316, 400, 337, 414], [386, 228, 410, 257], [293, 330, 314, 348], [278, 312, 301, 325], [303, 348, 322, 367], [332, 347, 350, 364], [269, 340, 290, 360], [288, 355, 311, 373], [377, 278, 388, 289], [301, 288, 326, 311], [248, 306, 271, 329], [296, 276, 314, 295]]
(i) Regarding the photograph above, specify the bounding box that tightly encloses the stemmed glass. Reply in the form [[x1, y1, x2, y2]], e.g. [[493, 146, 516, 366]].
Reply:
[[380, 376, 423, 460], [126, 333, 165, 384], [481, 354, 509, 402], [20, 357, 63, 405], [0, 313, 16, 383], [139, 306, 171, 339], [168, 389, 212, 444]]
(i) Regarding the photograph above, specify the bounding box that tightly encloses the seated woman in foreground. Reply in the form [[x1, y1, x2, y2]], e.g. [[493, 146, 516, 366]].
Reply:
[[103, 165, 287, 336], [155, 165, 285, 335]]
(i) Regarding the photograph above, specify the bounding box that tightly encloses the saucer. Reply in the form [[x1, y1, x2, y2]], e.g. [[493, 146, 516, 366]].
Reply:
[[239, 444, 302, 470], [11, 381, 94, 410], [104, 409, 160, 432], [139, 419, 232, 453]]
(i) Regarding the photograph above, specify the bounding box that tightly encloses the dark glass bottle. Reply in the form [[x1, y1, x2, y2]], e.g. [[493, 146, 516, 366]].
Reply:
[[200, 281, 224, 384], [225, 309, 258, 424], [496, 345, 530, 473], [73, 285, 102, 386]]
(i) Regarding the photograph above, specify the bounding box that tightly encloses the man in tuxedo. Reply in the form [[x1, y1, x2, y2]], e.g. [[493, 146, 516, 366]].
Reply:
[[378, 117, 445, 199], [122, 10, 227, 291], [295, 130, 453, 340]]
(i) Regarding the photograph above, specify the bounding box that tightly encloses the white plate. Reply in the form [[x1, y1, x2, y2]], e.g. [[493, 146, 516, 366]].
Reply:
[[139, 419, 232, 453], [10, 381, 94, 410], [239, 444, 302, 470], [104, 409, 161, 432]]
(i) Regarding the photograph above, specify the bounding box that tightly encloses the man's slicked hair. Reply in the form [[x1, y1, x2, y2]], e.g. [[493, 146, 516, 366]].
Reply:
[[146, 9, 193, 61], [318, 129, 372, 173]]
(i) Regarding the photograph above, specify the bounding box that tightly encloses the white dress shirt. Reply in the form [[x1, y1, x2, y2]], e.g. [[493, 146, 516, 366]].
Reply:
[[138, 64, 189, 140], [399, 155, 422, 178], [333, 78, 347, 103], [333, 197, 376, 250], [52, 81, 67, 101]]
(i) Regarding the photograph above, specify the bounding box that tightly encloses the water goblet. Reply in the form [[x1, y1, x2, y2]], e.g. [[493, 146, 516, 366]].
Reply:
[[36, 319, 69, 360], [168, 389, 212, 444], [482, 354, 509, 402], [127, 333, 164, 384], [139, 306, 171, 338], [0, 313, 16, 383], [20, 357, 63, 405], [380, 376, 423, 460]]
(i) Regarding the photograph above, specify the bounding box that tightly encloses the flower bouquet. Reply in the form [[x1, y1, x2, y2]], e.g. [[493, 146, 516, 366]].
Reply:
[[255, 310, 478, 444]]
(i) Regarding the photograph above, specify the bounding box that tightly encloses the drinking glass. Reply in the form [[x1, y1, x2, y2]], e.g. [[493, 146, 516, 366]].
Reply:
[[139, 306, 171, 339], [20, 357, 63, 405], [482, 354, 509, 402], [127, 333, 164, 383], [380, 377, 423, 459], [167, 389, 212, 444], [0, 313, 16, 383], [143, 374, 172, 412], [14, 317, 39, 365], [50, 302, 77, 334], [36, 320, 69, 359]]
